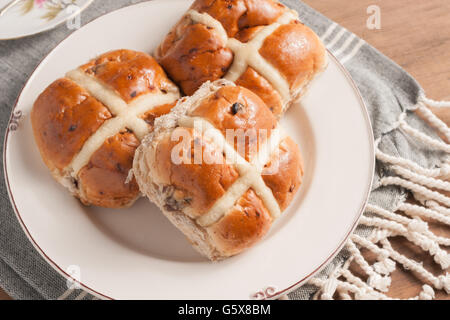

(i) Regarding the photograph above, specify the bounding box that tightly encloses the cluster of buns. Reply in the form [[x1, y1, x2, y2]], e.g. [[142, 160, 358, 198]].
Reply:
[[31, 0, 326, 260]]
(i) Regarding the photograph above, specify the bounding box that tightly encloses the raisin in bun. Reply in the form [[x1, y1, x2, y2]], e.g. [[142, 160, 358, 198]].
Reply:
[[31, 49, 180, 208], [155, 0, 327, 117], [133, 80, 303, 260]]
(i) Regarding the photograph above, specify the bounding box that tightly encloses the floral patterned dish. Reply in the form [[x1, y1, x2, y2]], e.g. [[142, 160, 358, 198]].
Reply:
[[0, 0, 94, 40]]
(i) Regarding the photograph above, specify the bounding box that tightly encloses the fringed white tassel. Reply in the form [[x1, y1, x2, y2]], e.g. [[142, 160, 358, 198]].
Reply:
[[346, 240, 391, 292], [420, 96, 450, 108], [308, 257, 392, 300], [367, 273, 392, 293], [380, 176, 450, 207], [337, 289, 352, 300], [412, 234, 450, 268], [360, 215, 450, 269], [418, 285, 435, 300], [376, 148, 450, 178], [413, 194, 450, 216], [373, 258, 397, 276], [391, 165, 450, 191], [415, 224, 450, 247], [397, 112, 450, 153], [380, 238, 450, 294], [367, 203, 424, 229], [306, 96, 450, 300], [370, 229, 392, 243], [351, 234, 396, 275], [320, 278, 338, 300], [440, 275, 450, 294], [339, 269, 387, 300], [366, 204, 449, 246], [416, 103, 450, 142], [308, 234, 447, 299], [426, 201, 450, 216], [420, 227, 450, 247], [398, 203, 450, 226], [309, 277, 365, 300]]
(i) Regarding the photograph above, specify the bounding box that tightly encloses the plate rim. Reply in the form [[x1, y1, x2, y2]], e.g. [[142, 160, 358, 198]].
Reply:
[[0, 0, 95, 41], [269, 51, 375, 299], [2, 1, 375, 300]]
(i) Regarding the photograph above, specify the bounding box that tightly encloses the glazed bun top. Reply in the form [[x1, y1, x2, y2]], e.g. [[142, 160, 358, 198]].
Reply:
[[156, 0, 326, 116], [78, 49, 177, 103], [133, 80, 303, 258], [191, 0, 286, 38], [31, 49, 180, 208]]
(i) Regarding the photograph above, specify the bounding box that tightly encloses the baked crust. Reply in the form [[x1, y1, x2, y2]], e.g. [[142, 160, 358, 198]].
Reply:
[[31, 49, 180, 208], [190, 85, 278, 161], [140, 102, 177, 127], [32, 78, 112, 173], [156, 16, 234, 96], [77, 130, 141, 208], [152, 127, 240, 218], [79, 49, 176, 103], [191, 0, 285, 38], [262, 137, 303, 211], [235, 67, 283, 115], [133, 81, 304, 260], [155, 0, 327, 116], [206, 189, 272, 256], [259, 22, 327, 93]]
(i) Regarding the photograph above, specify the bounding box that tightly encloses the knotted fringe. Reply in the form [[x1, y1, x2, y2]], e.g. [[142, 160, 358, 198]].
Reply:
[[295, 96, 450, 300]]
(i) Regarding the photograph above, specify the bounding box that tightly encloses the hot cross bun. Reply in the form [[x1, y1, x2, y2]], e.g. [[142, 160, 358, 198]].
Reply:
[[133, 80, 303, 260], [155, 0, 327, 116], [31, 49, 180, 208]]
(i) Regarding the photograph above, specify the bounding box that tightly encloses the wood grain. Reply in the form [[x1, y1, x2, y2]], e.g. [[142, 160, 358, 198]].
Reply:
[[0, 0, 448, 300], [302, 0, 450, 101], [302, 0, 450, 300], [0, 289, 11, 300]]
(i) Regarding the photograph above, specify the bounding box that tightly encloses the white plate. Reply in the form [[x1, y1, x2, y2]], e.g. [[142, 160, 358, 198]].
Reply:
[[3, 0, 374, 300], [0, 0, 93, 40]]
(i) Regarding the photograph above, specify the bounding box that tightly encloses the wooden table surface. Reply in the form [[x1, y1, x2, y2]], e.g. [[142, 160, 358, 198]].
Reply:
[[301, 0, 450, 300], [0, 0, 448, 300]]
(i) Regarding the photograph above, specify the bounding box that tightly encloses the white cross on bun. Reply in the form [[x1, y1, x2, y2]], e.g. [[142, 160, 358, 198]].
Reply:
[[133, 80, 304, 260], [31, 49, 180, 208], [155, 0, 327, 117]]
